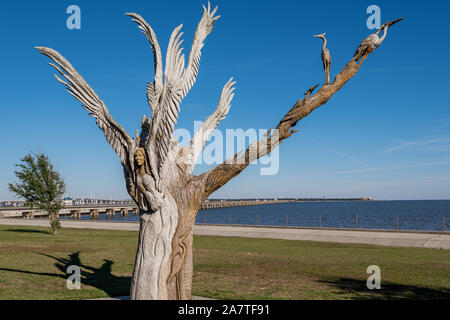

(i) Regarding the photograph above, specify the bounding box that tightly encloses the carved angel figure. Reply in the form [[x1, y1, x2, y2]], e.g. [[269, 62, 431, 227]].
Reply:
[[36, 3, 232, 216]]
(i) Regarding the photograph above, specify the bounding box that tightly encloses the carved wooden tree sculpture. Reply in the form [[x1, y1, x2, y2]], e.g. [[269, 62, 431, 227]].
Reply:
[[36, 3, 402, 300]]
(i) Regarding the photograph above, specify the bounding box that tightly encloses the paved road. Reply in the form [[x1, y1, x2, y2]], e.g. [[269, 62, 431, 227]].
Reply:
[[1, 219, 449, 249]]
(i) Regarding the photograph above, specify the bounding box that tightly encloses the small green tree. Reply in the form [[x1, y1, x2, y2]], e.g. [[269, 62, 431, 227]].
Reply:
[[8, 153, 66, 235]]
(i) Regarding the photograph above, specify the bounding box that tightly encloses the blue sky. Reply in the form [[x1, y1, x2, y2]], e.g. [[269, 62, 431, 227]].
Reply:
[[1, 0, 449, 200]]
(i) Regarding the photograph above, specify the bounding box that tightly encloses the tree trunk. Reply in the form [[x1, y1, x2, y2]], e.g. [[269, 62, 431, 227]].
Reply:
[[130, 194, 179, 299], [130, 171, 205, 300], [129, 210, 198, 300]]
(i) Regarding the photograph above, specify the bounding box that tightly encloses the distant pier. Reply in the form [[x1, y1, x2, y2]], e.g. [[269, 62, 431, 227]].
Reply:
[[0, 200, 292, 219], [200, 199, 294, 210], [0, 198, 372, 219]]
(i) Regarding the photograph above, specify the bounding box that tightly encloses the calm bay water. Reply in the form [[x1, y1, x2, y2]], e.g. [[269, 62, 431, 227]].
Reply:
[[61, 200, 450, 232]]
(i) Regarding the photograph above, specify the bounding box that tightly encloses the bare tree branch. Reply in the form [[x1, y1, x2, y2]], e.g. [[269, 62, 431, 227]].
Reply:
[[202, 21, 401, 196]]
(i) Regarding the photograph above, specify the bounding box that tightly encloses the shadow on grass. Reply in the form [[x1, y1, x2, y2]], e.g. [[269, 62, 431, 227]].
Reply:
[[5, 229, 53, 235], [319, 278, 450, 300], [0, 251, 130, 298]]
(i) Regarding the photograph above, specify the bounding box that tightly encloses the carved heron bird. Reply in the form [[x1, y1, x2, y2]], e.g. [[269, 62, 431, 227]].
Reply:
[[314, 33, 331, 84], [353, 18, 404, 63]]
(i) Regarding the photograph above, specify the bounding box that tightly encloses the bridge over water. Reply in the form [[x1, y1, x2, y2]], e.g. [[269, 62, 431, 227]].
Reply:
[[0, 200, 294, 219]]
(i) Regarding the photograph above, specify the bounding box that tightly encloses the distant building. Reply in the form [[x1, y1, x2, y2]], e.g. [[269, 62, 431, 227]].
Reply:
[[63, 197, 73, 206]]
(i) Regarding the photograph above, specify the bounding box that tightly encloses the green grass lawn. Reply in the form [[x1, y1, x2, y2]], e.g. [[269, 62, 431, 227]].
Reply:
[[0, 225, 449, 300]]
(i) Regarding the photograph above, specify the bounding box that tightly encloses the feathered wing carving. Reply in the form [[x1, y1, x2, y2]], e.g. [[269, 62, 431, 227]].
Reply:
[[146, 3, 220, 188], [353, 34, 378, 60], [180, 2, 220, 99], [149, 24, 186, 188], [126, 12, 164, 113], [186, 78, 236, 173], [35, 47, 138, 199]]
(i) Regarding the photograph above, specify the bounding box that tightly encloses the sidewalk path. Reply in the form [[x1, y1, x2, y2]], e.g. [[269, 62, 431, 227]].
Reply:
[[1, 219, 449, 249], [92, 296, 213, 300]]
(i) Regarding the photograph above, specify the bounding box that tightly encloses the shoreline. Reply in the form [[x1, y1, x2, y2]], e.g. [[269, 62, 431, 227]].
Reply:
[[4, 217, 448, 235], [0, 219, 449, 249]]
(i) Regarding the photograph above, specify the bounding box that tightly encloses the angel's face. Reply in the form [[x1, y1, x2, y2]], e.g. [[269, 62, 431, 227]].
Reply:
[[135, 150, 145, 166]]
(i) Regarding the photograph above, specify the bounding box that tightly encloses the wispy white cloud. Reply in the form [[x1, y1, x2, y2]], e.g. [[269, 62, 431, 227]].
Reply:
[[424, 174, 450, 183], [328, 147, 368, 168], [383, 138, 450, 153], [309, 137, 369, 168], [298, 159, 450, 178]]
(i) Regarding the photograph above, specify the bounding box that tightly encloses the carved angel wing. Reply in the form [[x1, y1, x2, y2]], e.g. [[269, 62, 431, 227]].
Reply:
[[148, 25, 186, 185], [146, 3, 220, 187], [35, 47, 137, 186], [186, 78, 236, 173], [126, 13, 163, 114], [180, 2, 220, 99]]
